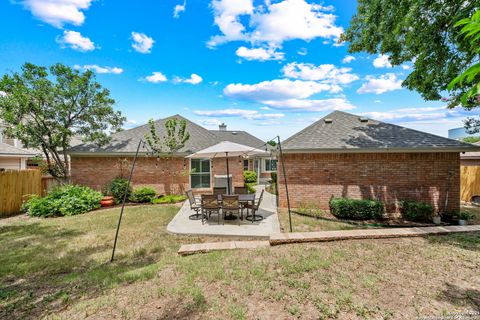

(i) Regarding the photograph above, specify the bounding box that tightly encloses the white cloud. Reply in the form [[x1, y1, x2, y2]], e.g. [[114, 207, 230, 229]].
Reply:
[[235, 46, 284, 61], [131, 32, 154, 54], [357, 73, 403, 94], [297, 47, 308, 56], [374, 100, 382, 103], [224, 79, 335, 101], [208, 0, 343, 55], [282, 62, 359, 85], [21, 0, 93, 28], [373, 54, 392, 68], [74, 64, 123, 74], [342, 55, 355, 64], [57, 30, 95, 51], [401, 64, 411, 70], [194, 108, 284, 120], [359, 106, 471, 124], [260, 98, 356, 112], [173, 1, 186, 18], [144, 72, 168, 83], [174, 73, 203, 85]]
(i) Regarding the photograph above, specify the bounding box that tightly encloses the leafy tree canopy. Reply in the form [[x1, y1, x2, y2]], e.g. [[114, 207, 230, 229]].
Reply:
[[0, 63, 125, 180], [341, 0, 478, 109]]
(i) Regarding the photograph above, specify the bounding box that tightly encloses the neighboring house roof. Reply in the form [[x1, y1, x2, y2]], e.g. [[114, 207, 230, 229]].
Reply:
[[209, 130, 265, 150], [68, 115, 266, 155], [0, 142, 36, 157], [461, 141, 480, 159], [282, 111, 480, 153]]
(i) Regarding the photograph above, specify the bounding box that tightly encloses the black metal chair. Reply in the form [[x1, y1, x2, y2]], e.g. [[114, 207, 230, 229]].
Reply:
[[201, 194, 222, 224], [186, 190, 203, 220], [245, 190, 264, 222], [222, 195, 242, 223]]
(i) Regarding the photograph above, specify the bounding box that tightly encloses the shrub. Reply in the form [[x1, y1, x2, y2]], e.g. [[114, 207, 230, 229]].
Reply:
[[243, 170, 257, 183], [270, 172, 277, 184], [400, 200, 434, 222], [245, 182, 256, 194], [151, 194, 186, 204], [105, 177, 132, 203], [22, 185, 102, 217], [130, 187, 156, 203], [329, 197, 384, 220], [459, 211, 474, 220]]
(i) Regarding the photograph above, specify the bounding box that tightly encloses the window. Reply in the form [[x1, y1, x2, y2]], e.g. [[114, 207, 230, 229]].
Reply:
[[243, 159, 249, 171], [265, 159, 277, 172], [190, 159, 210, 188]]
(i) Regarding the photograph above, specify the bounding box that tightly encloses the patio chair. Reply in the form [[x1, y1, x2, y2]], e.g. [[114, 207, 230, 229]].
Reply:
[[234, 186, 248, 194], [245, 190, 264, 222], [222, 195, 242, 223], [213, 187, 227, 196], [201, 194, 222, 224], [186, 190, 203, 220]]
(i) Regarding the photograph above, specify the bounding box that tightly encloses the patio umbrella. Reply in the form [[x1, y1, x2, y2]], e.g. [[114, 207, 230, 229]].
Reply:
[[186, 141, 267, 194]]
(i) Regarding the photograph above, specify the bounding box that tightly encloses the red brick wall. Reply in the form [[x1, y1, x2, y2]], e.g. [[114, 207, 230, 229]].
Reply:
[[277, 152, 460, 214], [70, 155, 245, 194], [211, 157, 245, 188]]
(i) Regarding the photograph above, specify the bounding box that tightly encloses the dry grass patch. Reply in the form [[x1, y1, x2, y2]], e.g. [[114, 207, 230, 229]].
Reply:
[[0, 205, 479, 319]]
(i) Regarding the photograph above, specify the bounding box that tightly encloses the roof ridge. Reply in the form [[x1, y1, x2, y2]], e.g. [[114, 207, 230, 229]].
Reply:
[[282, 110, 337, 144]]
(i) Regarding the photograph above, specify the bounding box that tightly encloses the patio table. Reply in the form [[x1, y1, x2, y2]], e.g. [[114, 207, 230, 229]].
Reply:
[[216, 193, 255, 220]]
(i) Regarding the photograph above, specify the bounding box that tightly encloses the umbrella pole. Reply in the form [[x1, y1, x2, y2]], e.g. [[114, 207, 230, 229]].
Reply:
[[225, 152, 230, 194]]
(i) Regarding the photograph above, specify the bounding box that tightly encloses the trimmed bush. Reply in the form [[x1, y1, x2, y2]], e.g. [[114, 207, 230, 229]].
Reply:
[[245, 182, 256, 194], [130, 187, 156, 203], [270, 172, 277, 184], [400, 200, 434, 222], [105, 177, 132, 203], [243, 170, 257, 183], [329, 197, 384, 220], [151, 194, 186, 204], [22, 185, 102, 217]]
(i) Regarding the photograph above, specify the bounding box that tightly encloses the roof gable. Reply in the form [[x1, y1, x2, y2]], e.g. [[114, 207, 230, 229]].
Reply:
[[282, 111, 479, 152], [69, 115, 265, 154]]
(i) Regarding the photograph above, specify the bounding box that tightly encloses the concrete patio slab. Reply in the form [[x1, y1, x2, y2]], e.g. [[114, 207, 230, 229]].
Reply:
[[167, 185, 280, 237]]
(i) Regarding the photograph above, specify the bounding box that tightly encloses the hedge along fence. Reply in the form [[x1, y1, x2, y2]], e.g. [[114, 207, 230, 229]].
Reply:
[[0, 169, 42, 217]]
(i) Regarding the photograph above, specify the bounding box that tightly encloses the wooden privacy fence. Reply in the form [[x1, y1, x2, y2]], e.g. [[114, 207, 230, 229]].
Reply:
[[0, 170, 42, 217], [461, 166, 480, 202]]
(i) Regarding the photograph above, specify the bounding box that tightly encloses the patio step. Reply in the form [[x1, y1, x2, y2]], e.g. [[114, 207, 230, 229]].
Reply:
[[178, 240, 270, 255], [269, 225, 480, 245]]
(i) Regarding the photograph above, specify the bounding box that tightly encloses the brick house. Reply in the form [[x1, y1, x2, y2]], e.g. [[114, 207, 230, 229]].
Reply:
[[277, 111, 480, 214], [68, 115, 267, 194]]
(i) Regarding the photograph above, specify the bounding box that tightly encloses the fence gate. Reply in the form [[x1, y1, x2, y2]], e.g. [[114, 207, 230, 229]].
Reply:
[[460, 166, 480, 203], [0, 169, 42, 217]]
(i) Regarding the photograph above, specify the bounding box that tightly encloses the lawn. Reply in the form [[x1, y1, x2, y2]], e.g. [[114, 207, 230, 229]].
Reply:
[[1, 204, 479, 319], [278, 204, 480, 233]]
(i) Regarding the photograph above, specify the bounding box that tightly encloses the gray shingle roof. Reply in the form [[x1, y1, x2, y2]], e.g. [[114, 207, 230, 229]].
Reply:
[[461, 141, 480, 159], [68, 115, 265, 154], [0, 142, 36, 157], [209, 130, 265, 150], [282, 111, 480, 153]]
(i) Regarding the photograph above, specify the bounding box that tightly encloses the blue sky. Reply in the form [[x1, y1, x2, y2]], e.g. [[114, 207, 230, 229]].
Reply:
[[1, 0, 478, 140]]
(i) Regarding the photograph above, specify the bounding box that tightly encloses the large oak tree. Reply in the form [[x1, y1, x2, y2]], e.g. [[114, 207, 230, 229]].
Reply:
[[0, 63, 125, 180], [341, 0, 479, 128]]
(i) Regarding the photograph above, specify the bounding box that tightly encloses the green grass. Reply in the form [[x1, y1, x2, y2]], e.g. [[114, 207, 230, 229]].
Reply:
[[0, 205, 479, 319]]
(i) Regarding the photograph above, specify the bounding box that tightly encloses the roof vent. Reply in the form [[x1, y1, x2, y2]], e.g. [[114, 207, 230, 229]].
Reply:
[[359, 117, 368, 123], [324, 118, 333, 124], [232, 131, 237, 135], [219, 123, 227, 131]]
